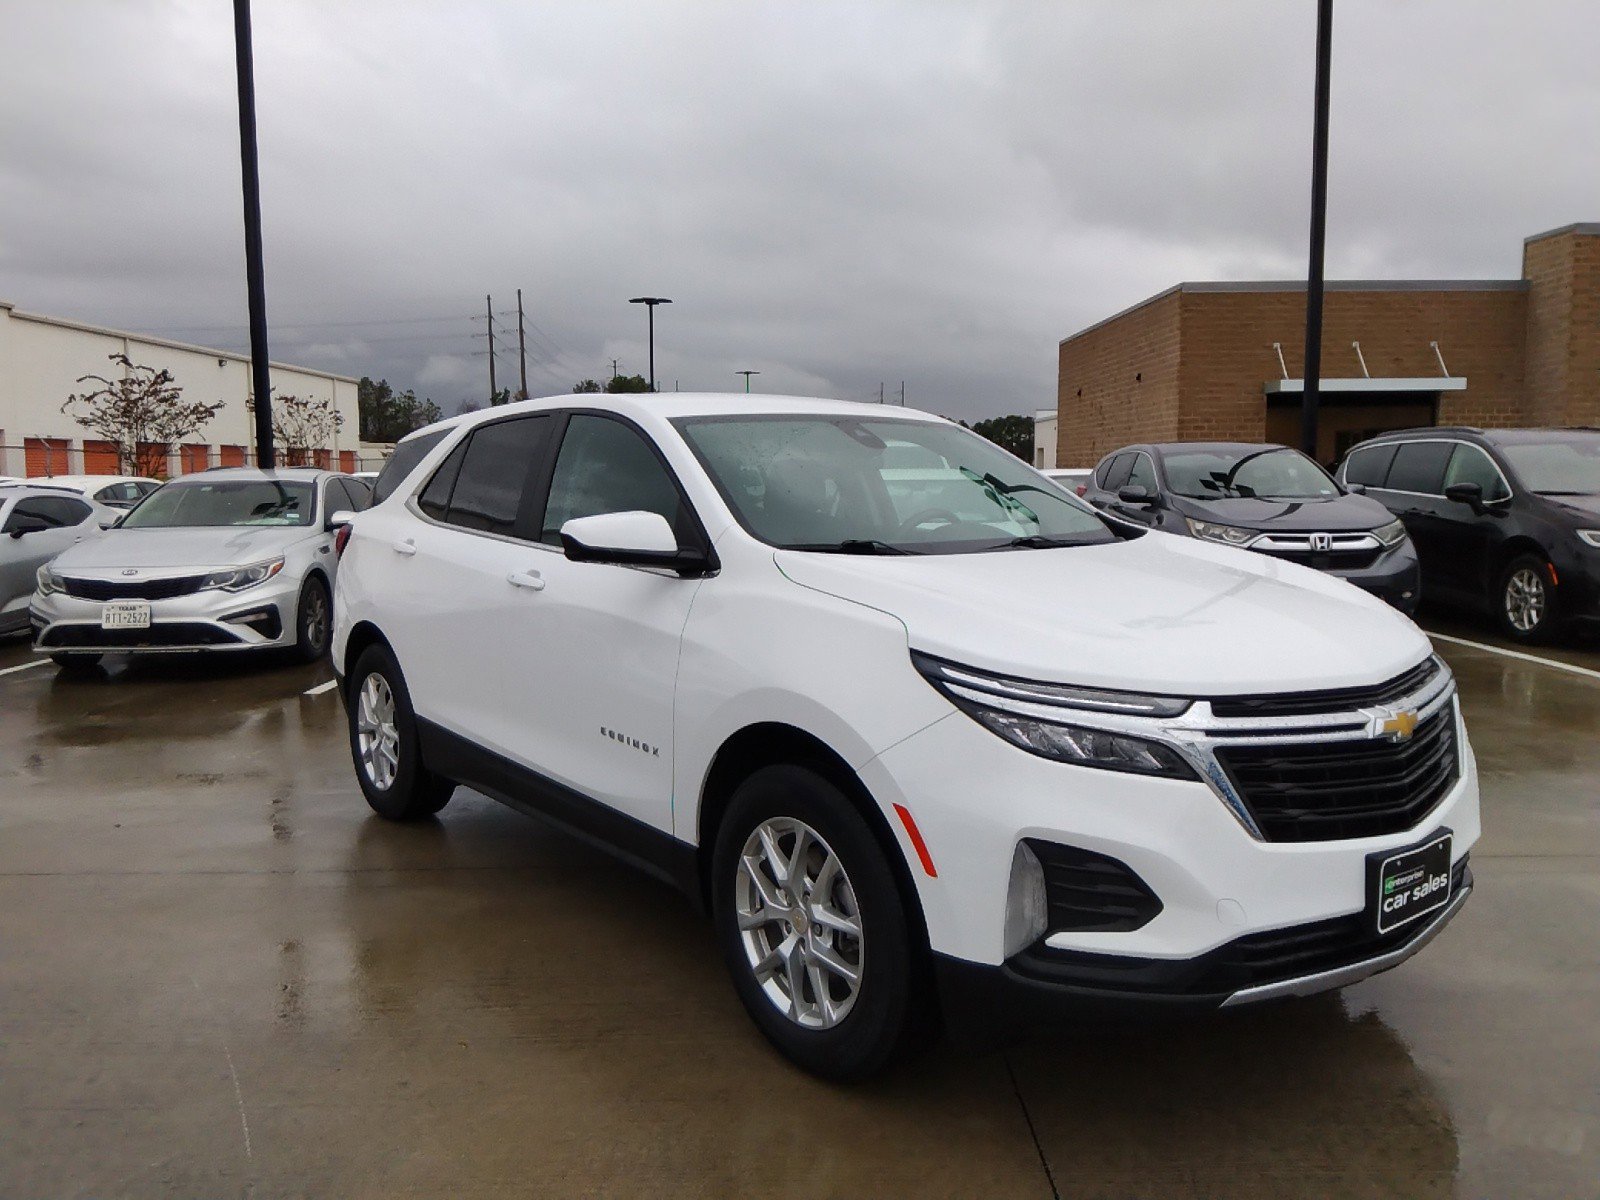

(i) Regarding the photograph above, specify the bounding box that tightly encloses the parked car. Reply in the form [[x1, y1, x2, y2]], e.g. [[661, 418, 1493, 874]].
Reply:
[[1043, 467, 1093, 496], [1080, 442, 1420, 614], [1, 485, 110, 637], [30, 468, 371, 665], [29, 474, 161, 509], [331, 395, 1477, 1079], [1338, 426, 1600, 642]]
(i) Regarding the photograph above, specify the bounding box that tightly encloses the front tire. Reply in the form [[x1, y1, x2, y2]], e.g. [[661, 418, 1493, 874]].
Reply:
[[712, 765, 919, 1081], [1496, 554, 1558, 644], [50, 652, 102, 670], [347, 644, 454, 820], [292, 576, 332, 664]]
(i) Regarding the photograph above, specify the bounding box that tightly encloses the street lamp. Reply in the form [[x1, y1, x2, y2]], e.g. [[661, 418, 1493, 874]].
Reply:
[[736, 370, 760, 393], [629, 297, 672, 392]]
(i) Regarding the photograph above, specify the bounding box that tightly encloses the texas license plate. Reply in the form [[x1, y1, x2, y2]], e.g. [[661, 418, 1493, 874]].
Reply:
[[101, 601, 151, 630], [1372, 831, 1452, 935]]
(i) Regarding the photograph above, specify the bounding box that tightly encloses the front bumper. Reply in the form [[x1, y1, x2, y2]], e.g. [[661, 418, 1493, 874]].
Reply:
[[30, 578, 301, 653], [1328, 542, 1421, 615]]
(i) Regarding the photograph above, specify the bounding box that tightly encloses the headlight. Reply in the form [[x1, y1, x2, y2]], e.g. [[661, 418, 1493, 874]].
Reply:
[[36, 566, 64, 596], [1578, 530, 1600, 549], [1373, 518, 1409, 548], [201, 558, 285, 592], [1184, 518, 1258, 547], [912, 653, 1197, 779]]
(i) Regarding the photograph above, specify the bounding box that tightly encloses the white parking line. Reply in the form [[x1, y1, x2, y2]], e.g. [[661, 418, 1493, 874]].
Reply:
[[302, 679, 339, 696], [0, 659, 50, 679], [1427, 631, 1600, 683]]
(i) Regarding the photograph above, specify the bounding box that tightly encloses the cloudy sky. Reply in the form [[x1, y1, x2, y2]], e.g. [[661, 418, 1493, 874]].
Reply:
[[2, 1, 1595, 420]]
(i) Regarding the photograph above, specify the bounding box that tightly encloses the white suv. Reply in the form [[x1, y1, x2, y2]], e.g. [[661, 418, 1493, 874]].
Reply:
[[332, 394, 1479, 1079]]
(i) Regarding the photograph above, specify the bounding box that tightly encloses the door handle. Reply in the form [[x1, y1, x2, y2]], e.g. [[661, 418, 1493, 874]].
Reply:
[[507, 569, 545, 591], [391, 539, 417, 557]]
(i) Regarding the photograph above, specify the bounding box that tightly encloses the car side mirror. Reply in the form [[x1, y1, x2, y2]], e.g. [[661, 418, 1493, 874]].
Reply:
[[1117, 485, 1160, 507], [560, 511, 713, 577], [1345, 482, 1367, 495], [7, 516, 50, 538], [1444, 482, 1484, 511], [325, 509, 356, 532]]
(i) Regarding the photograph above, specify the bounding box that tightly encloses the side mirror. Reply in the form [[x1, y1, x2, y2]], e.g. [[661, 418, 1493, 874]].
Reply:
[[1117, 485, 1159, 507], [7, 516, 50, 539], [1345, 482, 1367, 495], [325, 509, 356, 532], [1444, 482, 1484, 510], [560, 511, 713, 577]]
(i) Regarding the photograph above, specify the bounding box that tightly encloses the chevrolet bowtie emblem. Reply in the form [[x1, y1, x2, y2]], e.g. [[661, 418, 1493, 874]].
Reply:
[[1376, 708, 1419, 742]]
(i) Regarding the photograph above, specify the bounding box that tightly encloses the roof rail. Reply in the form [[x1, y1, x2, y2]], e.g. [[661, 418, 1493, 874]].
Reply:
[[1365, 425, 1485, 438]]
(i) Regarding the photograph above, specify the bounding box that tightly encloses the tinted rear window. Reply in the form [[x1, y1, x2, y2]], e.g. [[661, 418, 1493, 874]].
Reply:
[[372, 430, 448, 504], [1384, 442, 1454, 495], [444, 416, 552, 536], [1342, 443, 1398, 488]]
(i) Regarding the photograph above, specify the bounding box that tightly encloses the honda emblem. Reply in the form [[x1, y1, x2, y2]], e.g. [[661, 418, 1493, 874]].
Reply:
[[1309, 533, 1332, 553]]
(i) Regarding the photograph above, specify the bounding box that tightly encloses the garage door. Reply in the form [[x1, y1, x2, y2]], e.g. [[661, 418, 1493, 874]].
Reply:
[[339, 450, 357, 473], [135, 442, 169, 477], [24, 438, 71, 477], [83, 440, 121, 473], [219, 445, 247, 467], [179, 444, 210, 474]]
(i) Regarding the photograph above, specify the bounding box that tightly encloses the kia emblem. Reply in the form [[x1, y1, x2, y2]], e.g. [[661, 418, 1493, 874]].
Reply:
[[121, 569, 139, 576]]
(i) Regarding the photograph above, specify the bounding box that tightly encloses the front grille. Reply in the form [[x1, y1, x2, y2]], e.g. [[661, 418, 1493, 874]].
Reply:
[[1214, 707, 1459, 842], [1025, 839, 1162, 933], [1254, 545, 1382, 571], [40, 623, 243, 648], [62, 575, 207, 601], [1210, 658, 1440, 719], [1013, 857, 1470, 997]]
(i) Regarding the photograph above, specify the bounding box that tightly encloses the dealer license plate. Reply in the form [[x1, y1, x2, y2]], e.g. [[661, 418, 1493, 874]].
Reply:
[[101, 601, 151, 630], [1372, 831, 1452, 935]]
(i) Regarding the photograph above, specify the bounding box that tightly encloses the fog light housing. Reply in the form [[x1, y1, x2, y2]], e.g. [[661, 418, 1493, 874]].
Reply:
[[1003, 841, 1048, 957]]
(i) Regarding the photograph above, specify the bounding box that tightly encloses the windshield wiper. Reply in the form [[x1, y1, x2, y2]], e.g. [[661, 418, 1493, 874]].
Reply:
[[785, 539, 914, 555], [997, 535, 1089, 549]]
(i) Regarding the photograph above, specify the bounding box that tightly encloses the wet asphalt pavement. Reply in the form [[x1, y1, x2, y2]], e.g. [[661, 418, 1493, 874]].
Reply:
[[0, 616, 1596, 1199]]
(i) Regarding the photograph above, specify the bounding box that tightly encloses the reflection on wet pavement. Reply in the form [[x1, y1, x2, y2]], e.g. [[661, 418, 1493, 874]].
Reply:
[[0, 631, 1596, 1197]]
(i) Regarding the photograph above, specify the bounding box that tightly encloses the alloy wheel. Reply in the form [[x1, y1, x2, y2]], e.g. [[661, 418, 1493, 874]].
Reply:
[[734, 817, 864, 1029], [356, 672, 400, 791], [1505, 567, 1546, 633], [304, 586, 329, 651]]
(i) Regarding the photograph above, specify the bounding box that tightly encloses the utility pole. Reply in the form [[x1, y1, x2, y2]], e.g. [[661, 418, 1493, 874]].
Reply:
[[485, 293, 497, 403], [736, 370, 760, 393], [1300, 0, 1334, 461], [516, 288, 528, 402], [232, 0, 274, 467], [878, 382, 884, 404], [898, 381, 905, 406], [609, 358, 620, 381]]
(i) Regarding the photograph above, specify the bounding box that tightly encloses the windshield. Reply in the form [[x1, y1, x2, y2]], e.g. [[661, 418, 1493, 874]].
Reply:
[[120, 480, 316, 528], [1162, 447, 1339, 500], [675, 416, 1114, 553], [1498, 434, 1600, 495]]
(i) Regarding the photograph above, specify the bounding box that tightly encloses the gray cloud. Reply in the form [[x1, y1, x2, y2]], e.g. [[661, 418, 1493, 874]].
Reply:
[[2, 0, 1595, 419]]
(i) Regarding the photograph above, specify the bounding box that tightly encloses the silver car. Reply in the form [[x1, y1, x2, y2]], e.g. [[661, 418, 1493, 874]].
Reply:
[[30, 468, 370, 665], [1, 485, 115, 637]]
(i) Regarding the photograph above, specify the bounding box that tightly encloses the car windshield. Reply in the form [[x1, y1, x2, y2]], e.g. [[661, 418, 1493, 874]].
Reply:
[[675, 416, 1114, 553], [120, 480, 315, 528], [1498, 434, 1600, 495], [1162, 447, 1339, 500]]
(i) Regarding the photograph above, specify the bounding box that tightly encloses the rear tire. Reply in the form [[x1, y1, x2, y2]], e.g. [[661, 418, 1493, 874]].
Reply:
[[1495, 554, 1558, 644], [50, 652, 102, 671], [292, 576, 332, 664], [711, 764, 920, 1081], [347, 643, 454, 820]]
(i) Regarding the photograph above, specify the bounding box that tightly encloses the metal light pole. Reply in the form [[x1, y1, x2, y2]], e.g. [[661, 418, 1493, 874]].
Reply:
[[232, 0, 274, 467], [736, 370, 760, 393], [1300, 0, 1334, 461], [629, 297, 671, 392]]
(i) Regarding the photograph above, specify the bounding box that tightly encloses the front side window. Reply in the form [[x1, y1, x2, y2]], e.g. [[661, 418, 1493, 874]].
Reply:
[[1443, 444, 1511, 502], [4, 496, 90, 531], [1161, 447, 1338, 500], [676, 416, 1113, 554], [120, 480, 315, 528], [1126, 454, 1157, 493], [1384, 442, 1455, 496], [1101, 453, 1135, 492], [1497, 433, 1600, 496], [541, 415, 689, 545]]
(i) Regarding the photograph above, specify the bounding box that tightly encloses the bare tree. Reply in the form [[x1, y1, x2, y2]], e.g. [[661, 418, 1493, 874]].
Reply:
[[264, 393, 345, 466], [62, 354, 224, 477]]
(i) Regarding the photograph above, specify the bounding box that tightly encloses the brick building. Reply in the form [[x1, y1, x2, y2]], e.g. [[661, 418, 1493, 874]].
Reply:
[[1054, 222, 1600, 468]]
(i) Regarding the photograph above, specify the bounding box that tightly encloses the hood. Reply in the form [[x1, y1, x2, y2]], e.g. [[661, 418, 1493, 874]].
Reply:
[[1167, 492, 1394, 533], [774, 535, 1428, 696], [51, 526, 312, 576], [1541, 492, 1600, 523]]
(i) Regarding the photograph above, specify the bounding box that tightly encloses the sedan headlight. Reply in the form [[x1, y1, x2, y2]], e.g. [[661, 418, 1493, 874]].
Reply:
[[1578, 530, 1600, 549], [201, 557, 285, 592], [36, 566, 64, 596], [912, 653, 1197, 779], [1184, 518, 1258, 547], [1373, 518, 1409, 548]]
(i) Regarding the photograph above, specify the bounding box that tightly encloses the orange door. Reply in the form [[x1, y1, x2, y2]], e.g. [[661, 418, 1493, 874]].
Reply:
[[24, 438, 70, 477], [83, 440, 121, 473], [180, 444, 210, 474], [219, 445, 247, 467], [136, 442, 169, 478], [312, 448, 332, 469], [339, 450, 357, 473]]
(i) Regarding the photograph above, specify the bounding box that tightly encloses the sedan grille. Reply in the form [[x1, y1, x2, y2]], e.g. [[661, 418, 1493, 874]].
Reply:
[[40, 623, 243, 648], [1213, 707, 1459, 842], [62, 575, 208, 601]]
